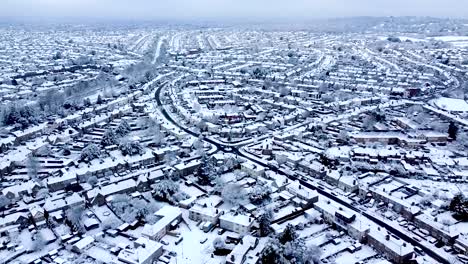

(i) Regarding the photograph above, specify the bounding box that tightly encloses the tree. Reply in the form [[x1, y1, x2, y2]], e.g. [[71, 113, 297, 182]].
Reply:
[[152, 179, 179, 203], [87, 176, 98, 187], [387, 36, 401, 42], [279, 86, 290, 96], [457, 132, 468, 149], [119, 140, 144, 156], [448, 122, 459, 140], [115, 120, 131, 137], [32, 232, 46, 251], [197, 156, 217, 185], [275, 154, 287, 165], [258, 208, 274, 237], [213, 237, 225, 250], [96, 94, 103, 104], [53, 51, 63, 60], [0, 195, 10, 209], [66, 205, 85, 232], [110, 194, 159, 223], [35, 189, 49, 199], [449, 194, 468, 221], [83, 98, 92, 107], [304, 245, 323, 264], [101, 129, 118, 146], [27, 156, 40, 181], [362, 115, 376, 131], [80, 144, 101, 162], [261, 239, 287, 264], [279, 224, 297, 244], [249, 184, 272, 205], [338, 130, 349, 143], [222, 183, 246, 206]]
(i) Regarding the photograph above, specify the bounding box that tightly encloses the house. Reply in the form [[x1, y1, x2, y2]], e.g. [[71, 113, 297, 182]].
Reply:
[[413, 213, 459, 244], [241, 161, 265, 178], [72, 236, 95, 253], [30, 205, 45, 222], [189, 204, 222, 224], [118, 237, 163, 264], [83, 218, 100, 231], [0, 212, 29, 228], [367, 228, 414, 264], [86, 179, 137, 205], [219, 213, 253, 234], [314, 199, 356, 230], [147, 169, 165, 183], [44, 193, 84, 213], [46, 173, 77, 192], [173, 159, 201, 176], [285, 181, 319, 207], [2, 180, 41, 200], [142, 206, 182, 241]]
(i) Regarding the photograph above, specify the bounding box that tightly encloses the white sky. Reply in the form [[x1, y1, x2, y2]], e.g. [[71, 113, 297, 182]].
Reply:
[[1, 0, 467, 20]]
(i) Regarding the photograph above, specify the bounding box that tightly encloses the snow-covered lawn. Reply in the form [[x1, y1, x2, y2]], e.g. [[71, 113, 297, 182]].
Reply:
[[333, 245, 377, 264], [161, 222, 233, 263]]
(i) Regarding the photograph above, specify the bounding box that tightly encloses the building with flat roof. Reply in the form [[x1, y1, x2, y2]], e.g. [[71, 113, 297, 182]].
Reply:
[[118, 237, 163, 264], [142, 206, 182, 241]]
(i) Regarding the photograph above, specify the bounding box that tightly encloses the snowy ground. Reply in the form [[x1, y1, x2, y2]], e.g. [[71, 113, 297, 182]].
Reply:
[[431, 36, 468, 47]]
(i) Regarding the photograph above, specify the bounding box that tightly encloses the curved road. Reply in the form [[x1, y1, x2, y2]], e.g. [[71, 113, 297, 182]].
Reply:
[[155, 82, 451, 264]]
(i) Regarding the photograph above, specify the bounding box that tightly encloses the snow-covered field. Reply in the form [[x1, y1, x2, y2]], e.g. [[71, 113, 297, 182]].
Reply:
[[431, 36, 468, 47]]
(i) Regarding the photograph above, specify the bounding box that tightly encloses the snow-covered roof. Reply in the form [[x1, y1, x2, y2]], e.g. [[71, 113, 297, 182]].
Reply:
[[118, 237, 162, 264], [72, 236, 95, 251]]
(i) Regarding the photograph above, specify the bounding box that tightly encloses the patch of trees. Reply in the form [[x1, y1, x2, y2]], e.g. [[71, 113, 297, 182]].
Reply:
[[119, 140, 144, 156], [115, 120, 131, 137], [64, 71, 117, 99], [101, 120, 132, 149], [449, 194, 468, 221], [152, 179, 188, 204], [122, 62, 158, 86], [80, 144, 101, 162], [196, 155, 218, 185], [252, 67, 268, 79], [249, 183, 272, 205], [101, 129, 118, 146], [261, 224, 322, 264], [110, 194, 160, 224], [0, 103, 39, 129], [38, 90, 65, 115], [222, 183, 246, 206], [65, 205, 85, 233], [387, 36, 401, 43]]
